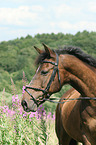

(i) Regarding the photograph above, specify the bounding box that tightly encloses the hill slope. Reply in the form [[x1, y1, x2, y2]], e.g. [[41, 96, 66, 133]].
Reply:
[[0, 30, 96, 93]]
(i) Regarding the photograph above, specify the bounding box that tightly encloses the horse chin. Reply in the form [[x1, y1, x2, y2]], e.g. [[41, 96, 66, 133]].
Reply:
[[30, 106, 38, 112], [24, 106, 38, 112], [28, 102, 38, 112]]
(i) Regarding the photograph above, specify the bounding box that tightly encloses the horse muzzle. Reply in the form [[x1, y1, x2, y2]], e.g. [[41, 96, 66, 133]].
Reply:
[[21, 99, 38, 112]]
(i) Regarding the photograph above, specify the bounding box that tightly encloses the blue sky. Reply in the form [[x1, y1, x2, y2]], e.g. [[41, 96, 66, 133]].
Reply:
[[0, 0, 96, 41]]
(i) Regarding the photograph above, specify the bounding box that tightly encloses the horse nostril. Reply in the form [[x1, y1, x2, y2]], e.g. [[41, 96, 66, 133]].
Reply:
[[21, 100, 28, 111]]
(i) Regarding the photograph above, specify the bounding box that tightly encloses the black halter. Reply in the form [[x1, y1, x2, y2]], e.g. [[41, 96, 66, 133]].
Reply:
[[24, 52, 61, 106]]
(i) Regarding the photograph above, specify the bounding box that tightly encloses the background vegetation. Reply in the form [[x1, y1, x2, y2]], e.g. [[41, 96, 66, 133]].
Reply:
[[0, 30, 96, 94]]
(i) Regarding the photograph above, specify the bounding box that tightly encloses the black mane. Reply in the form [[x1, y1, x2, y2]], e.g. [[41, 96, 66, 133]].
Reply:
[[36, 46, 96, 68]]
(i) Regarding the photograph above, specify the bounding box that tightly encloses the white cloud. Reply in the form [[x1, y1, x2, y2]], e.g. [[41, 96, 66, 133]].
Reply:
[[88, 1, 96, 13], [0, 6, 43, 26], [50, 21, 96, 34], [53, 4, 82, 18], [31, 5, 44, 12], [0, 0, 96, 41]]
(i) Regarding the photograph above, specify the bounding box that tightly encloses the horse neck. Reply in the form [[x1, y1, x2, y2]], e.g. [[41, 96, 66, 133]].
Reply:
[[60, 54, 96, 98]]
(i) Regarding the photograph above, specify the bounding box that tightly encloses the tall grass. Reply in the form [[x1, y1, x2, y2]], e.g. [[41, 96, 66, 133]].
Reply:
[[0, 82, 58, 145]]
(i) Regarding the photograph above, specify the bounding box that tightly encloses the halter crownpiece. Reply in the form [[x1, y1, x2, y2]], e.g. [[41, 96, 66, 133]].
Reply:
[[24, 52, 61, 106]]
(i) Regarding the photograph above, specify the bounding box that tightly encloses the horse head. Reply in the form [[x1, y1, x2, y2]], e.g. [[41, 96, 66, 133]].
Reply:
[[21, 44, 62, 112]]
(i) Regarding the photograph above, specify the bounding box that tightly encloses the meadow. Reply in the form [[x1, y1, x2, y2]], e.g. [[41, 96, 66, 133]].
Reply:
[[0, 86, 58, 145]]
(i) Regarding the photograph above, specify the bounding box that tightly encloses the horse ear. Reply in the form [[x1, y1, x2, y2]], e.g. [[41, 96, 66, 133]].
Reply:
[[34, 46, 43, 54], [42, 43, 55, 57]]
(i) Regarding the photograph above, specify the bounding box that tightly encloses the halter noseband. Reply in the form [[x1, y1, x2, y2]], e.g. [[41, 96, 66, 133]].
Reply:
[[24, 52, 61, 106]]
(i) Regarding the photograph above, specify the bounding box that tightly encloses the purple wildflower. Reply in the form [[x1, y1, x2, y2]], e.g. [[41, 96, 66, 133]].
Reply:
[[29, 112, 35, 118], [22, 86, 25, 94], [52, 113, 55, 120], [22, 112, 27, 118], [18, 106, 23, 115], [47, 112, 52, 119]]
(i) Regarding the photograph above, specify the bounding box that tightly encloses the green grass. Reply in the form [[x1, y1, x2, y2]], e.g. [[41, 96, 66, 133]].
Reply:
[[0, 91, 58, 145], [0, 115, 58, 145]]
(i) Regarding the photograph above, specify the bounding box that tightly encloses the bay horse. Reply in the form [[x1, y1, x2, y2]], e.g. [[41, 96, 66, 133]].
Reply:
[[21, 44, 96, 145], [56, 88, 81, 145]]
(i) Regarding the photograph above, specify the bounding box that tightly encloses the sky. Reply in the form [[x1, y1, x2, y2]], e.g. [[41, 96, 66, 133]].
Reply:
[[0, 0, 96, 42]]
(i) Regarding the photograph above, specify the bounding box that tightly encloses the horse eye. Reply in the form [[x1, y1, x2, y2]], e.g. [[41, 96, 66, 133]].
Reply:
[[41, 70, 48, 75]]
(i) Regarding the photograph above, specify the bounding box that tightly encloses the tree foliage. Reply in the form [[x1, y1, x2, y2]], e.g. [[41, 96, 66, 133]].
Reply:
[[0, 31, 96, 93]]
